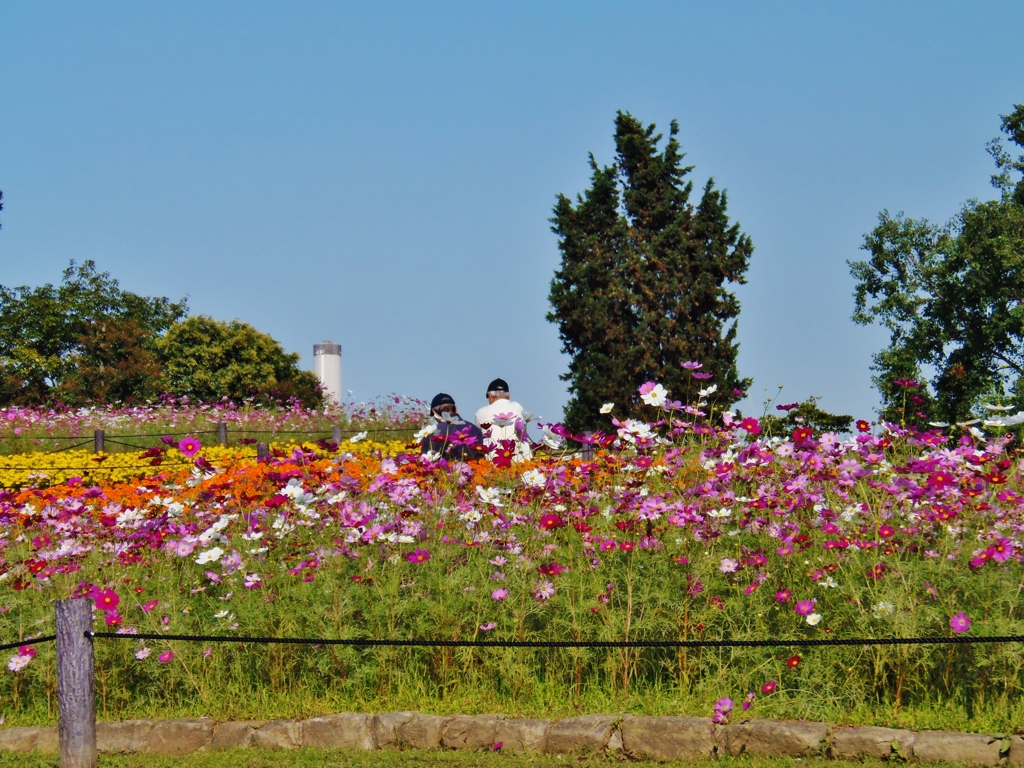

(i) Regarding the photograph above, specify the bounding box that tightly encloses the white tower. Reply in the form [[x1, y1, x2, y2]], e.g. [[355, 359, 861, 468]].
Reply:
[[313, 341, 343, 405]]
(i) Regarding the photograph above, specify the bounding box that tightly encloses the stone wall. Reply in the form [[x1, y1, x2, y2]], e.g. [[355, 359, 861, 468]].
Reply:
[[0, 713, 1020, 763]]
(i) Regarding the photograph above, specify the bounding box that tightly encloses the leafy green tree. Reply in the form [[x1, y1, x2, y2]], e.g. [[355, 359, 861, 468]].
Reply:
[[549, 111, 753, 429], [0, 261, 187, 404], [850, 104, 1024, 425], [157, 315, 323, 408], [54, 320, 167, 405]]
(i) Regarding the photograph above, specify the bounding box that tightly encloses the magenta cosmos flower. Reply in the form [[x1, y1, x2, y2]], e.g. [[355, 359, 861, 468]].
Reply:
[[158, 650, 174, 663], [92, 587, 120, 611], [794, 599, 816, 616], [949, 611, 971, 633], [178, 437, 202, 458], [406, 549, 431, 564], [538, 513, 565, 530]]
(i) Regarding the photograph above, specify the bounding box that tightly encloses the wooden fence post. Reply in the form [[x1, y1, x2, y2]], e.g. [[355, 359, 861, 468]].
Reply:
[[257, 442, 270, 459], [332, 426, 342, 445], [92, 430, 104, 454], [56, 598, 96, 768], [217, 422, 228, 447], [582, 431, 594, 461]]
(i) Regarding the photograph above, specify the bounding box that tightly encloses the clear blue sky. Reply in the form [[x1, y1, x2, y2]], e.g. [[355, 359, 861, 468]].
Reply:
[[1, 2, 1022, 423]]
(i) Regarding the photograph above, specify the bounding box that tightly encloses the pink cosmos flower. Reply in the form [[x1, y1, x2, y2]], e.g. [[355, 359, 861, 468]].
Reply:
[[794, 599, 816, 616], [775, 589, 792, 603], [761, 681, 777, 694], [158, 650, 174, 663], [491, 589, 508, 601], [949, 611, 971, 633], [140, 600, 158, 613], [406, 549, 431, 564], [681, 361, 703, 370], [92, 587, 120, 611], [479, 622, 496, 631], [178, 437, 202, 458]]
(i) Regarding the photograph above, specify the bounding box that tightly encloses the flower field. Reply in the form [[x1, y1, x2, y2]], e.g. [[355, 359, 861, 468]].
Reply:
[[0, 382, 1023, 733]]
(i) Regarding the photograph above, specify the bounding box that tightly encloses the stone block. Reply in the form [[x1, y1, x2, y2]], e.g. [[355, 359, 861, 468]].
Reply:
[[211, 721, 265, 750], [913, 731, 1002, 765], [252, 720, 302, 750], [1008, 735, 1024, 765], [145, 718, 214, 755], [397, 713, 450, 750], [718, 719, 830, 757], [494, 718, 550, 754], [441, 715, 502, 750], [546, 714, 616, 754], [0, 726, 42, 753], [97, 719, 158, 753], [621, 716, 715, 760], [372, 711, 416, 749], [301, 713, 375, 750], [832, 726, 917, 759], [35, 726, 58, 753]]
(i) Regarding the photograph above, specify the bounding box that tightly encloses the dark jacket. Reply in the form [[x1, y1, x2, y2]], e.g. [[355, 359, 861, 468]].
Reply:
[[421, 414, 486, 461]]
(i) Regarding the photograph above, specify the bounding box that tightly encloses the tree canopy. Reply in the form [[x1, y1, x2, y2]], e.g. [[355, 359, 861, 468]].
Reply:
[[157, 315, 323, 407], [0, 261, 323, 408], [548, 111, 753, 429], [850, 104, 1024, 425], [0, 261, 187, 404]]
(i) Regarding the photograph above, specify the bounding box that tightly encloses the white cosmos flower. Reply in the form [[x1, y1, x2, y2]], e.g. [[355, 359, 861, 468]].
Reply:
[[871, 601, 895, 618], [349, 431, 369, 443], [984, 404, 1015, 411], [195, 547, 224, 565], [707, 508, 732, 518], [521, 469, 546, 489], [699, 384, 718, 398], [600, 403, 614, 414], [640, 384, 668, 407], [414, 423, 436, 441], [805, 613, 822, 626], [476, 485, 503, 507]]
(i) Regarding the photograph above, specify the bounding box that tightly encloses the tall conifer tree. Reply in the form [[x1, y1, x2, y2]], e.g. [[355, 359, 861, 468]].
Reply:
[[549, 112, 753, 429]]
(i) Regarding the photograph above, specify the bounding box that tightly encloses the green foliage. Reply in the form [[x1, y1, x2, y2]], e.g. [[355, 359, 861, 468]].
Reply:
[[758, 396, 854, 437], [850, 104, 1024, 425], [53, 320, 167, 406], [549, 112, 753, 430], [157, 315, 324, 408], [0, 261, 187, 404]]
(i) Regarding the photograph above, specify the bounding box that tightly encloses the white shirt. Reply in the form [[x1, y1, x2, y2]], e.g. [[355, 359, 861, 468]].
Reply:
[[475, 398, 532, 461]]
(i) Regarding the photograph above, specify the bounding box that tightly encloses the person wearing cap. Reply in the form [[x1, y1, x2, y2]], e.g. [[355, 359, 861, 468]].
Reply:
[[421, 393, 486, 461], [475, 378, 533, 461]]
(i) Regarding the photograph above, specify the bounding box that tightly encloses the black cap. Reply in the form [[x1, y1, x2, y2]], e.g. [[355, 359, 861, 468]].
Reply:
[[430, 392, 456, 410], [487, 378, 509, 393]]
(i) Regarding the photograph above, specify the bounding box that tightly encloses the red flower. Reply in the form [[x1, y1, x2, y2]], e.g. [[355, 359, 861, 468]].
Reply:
[[786, 654, 801, 668], [539, 514, 565, 530], [738, 417, 761, 435], [856, 420, 870, 432], [927, 472, 954, 490], [792, 426, 813, 443], [877, 525, 895, 539], [618, 541, 635, 552]]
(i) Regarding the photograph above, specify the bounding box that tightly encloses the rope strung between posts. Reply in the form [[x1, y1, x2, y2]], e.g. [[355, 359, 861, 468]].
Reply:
[[6, 632, 1024, 653], [0, 635, 56, 652], [88, 632, 1024, 649]]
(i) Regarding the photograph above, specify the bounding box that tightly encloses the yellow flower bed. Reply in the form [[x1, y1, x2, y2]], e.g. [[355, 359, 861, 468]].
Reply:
[[0, 438, 411, 487]]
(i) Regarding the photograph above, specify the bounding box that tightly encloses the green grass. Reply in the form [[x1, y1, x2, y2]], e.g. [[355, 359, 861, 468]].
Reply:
[[0, 751, 970, 768]]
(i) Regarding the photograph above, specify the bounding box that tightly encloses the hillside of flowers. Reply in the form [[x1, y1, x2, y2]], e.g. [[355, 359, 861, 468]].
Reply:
[[0, 374, 1022, 733], [0, 394, 425, 456]]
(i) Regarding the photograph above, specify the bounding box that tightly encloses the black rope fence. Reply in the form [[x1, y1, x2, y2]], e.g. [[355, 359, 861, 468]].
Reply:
[[6, 632, 1023, 653], [88, 632, 1024, 649]]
